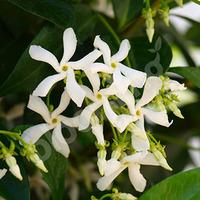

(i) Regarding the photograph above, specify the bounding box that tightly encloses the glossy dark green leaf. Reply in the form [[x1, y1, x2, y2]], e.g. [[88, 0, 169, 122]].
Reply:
[[139, 168, 200, 200], [130, 36, 172, 75], [36, 133, 68, 200], [169, 67, 200, 88], [112, 0, 143, 30], [0, 158, 29, 200], [0, 25, 63, 96]]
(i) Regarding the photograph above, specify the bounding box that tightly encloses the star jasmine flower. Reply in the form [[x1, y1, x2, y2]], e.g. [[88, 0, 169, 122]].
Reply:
[[0, 168, 7, 179], [134, 76, 172, 127], [29, 28, 101, 107], [22, 91, 79, 158], [78, 83, 134, 133], [97, 151, 171, 192], [91, 36, 147, 93]]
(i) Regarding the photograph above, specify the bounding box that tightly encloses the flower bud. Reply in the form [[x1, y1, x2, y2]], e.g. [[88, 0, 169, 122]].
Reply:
[[97, 149, 107, 176], [168, 102, 184, 119], [111, 147, 121, 160], [5, 155, 22, 180]]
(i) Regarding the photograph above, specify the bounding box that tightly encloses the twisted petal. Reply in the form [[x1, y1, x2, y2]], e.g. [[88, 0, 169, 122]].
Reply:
[[51, 91, 70, 118], [60, 115, 80, 128], [113, 68, 130, 94], [68, 49, 102, 70], [79, 102, 102, 130], [136, 76, 162, 108], [29, 45, 60, 72], [66, 68, 85, 107], [169, 80, 186, 91], [142, 108, 172, 127], [119, 64, 147, 88], [122, 152, 147, 163], [80, 85, 96, 101], [22, 123, 53, 144], [52, 124, 70, 158], [116, 89, 135, 115], [27, 95, 50, 122], [90, 63, 113, 74], [84, 69, 100, 94], [104, 158, 122, 176], [128, 164, 146, 192], [102, 97, 133, 133], [97, 165, 126, 191], [60, 28, 77, 65], [0, 169, 7, 179], [33, 73, 66, 97], [112, 39, 131, 62], [94, 36, 111, 66], [140, 152, 160, 166]]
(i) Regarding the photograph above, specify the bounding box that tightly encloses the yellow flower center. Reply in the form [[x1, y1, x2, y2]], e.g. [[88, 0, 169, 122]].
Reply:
[[111, 62, 117, 69], [136, 109, 142, 117], [51, 118, 59, 124], [96, 93, 102, 100], [62, 65, 68, 71]]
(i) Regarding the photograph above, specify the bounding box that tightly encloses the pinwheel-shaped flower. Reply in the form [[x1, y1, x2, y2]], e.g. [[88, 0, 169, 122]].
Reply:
[[91, 36, 147, 93], [22, 91, 79, 158], [97, 151, 171, 192], [78, 82, 134, 133], [30, 28, 101, 107]]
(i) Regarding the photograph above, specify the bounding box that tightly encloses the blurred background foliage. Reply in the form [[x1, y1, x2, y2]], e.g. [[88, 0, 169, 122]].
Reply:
[[0, 0, 200, 200]]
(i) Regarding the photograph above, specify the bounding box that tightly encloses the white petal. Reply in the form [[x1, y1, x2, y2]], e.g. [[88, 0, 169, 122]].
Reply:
[[116, 89, 135, 115], [91, 115, 105, 145], [84, 70, 100, 94], [22, 123, 53, 144], [60, 28, 77, 65], [33, 73, 66, 97], [104, 158, 122, 176], [79, 102, 102, 130], [97, 165, 126, 191], [99, 83, 117, 96], [0, 169, 7, 179], [66, 68, 85, 107], [102, 97, 133, 132], [94, 36, 111, 66], [29, 45, 60, 72], [80, 85, 96, 101], [68, 49, 102, 70], [122, 152, 147, 163], [119, 64, 147, 88], [128, 164, 146, 192], [140, 152, 160, 166], [27, 95, 50, 123], [136, 76, 162, 108], [142, 108, 173, 127], [188, 137, 200, 166], [90, 63, 113, 74], [169, 80, 186, 91], [113, 69, 130, 94], [51, 91, 70, 118], [52, 124, 70, 158], [131, 126, 150, 152], [112, 39, 131, 62], [60, 115, 80, 128]]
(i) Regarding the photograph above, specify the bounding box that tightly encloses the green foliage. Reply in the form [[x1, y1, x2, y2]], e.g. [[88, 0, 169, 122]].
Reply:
[[139, 168, 200, 200]]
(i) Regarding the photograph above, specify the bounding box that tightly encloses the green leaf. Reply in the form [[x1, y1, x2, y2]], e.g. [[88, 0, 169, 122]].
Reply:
[[192, 0, 200, 5], [169, 67, 200, 88], [112, 0, 143, 30], [0, 25, 63, 96], [130, 36, 172, 75], [0, 158, 30, 200], [6, 0, 96, 41], [139, 168, 200, 200], [36, 133, 68, 200]]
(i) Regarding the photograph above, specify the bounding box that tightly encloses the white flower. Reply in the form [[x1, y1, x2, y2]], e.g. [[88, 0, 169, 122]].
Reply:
[[78, 83, 134, 133], [134, 76, 172, 127], [22, 91, 79, 158], [91, 36, 146, 93], [0, 168, 7, 179], [97, 151, 171, 192], [5, 155, 22, 180], [30, 28, 101, 107]]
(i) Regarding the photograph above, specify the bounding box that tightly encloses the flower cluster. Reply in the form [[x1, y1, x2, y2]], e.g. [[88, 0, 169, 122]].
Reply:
[[21, 28, 185, 194]]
